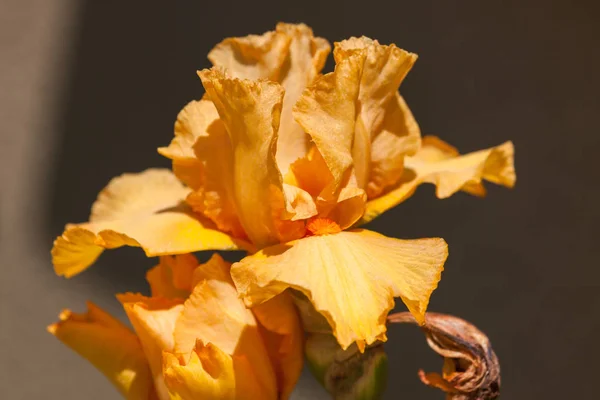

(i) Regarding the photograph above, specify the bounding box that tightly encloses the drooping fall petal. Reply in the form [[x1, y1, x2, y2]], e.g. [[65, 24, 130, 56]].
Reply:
[[48, 302, 156, 400], [167, 253, 278, 400], [117, 294, 185, 400], [52, 169, 249, 278], [361, 137, 516, 224], [199, 68, 303, 247], [231, 229, 448, 351], [208, 23, 330, 173]]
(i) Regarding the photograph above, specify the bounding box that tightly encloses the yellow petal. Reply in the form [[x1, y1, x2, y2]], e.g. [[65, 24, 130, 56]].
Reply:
[[368, 93, 421, 198], [191, 120, 247, 238], [158, 100, 222, 190], [199, 68, 286, 247], [52, 169, 249, 278], [162, 341, 236, 400], [293, 51, 363, 200], [208, 23, 330, 174], [118, 293, 185, 400], [335, 37, 418, 190], [48, 302, 155, 400], [282, 183, 318, 221], [285, 145, 332, 198], [172, 254, 278, 399], [252, 292, 304, 400], [361, 137, 516, 224], [274, 23, 331, 173], [163, 341, 273, 400], [294, 38, 417, 198], [231, 229, 448, 351], [208, 29, 291, 81], [146, 254, 199, 299]]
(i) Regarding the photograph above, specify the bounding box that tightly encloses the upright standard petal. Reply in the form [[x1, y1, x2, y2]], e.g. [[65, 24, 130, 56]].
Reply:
[[166, 254, 278, 400], [361, 137, 516, 224], [334, 37, 418, 190], [48, 302, 156, 400], [208, 23, 331, 173], [158, 100, 222, 190], [191, 122, 247, 238], [368, 93, 421, 198], [294, 38, 417, 201], [52, 169, 249, 278], [208, 29, 291, 81], [231, 230, 448, 351], [199, 68, 298, 247], [274, 23, 331, 173], [293, 51, 363, 200]]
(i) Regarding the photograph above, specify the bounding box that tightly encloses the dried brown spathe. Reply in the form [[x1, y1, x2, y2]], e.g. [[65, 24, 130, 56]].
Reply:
[[388, 312, 501, 400]]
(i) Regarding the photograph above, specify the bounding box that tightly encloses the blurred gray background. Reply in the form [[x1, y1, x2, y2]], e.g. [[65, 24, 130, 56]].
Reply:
[[1, 0, 599, 398]]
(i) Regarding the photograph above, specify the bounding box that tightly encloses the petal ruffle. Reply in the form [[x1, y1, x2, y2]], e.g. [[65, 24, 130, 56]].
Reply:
[[48, 302, 156, 400], [361, 137, 516, 224], [52, 169, 249, 278], [294, 38, 417, 202], [199, 68, 298, 247], [231, 229, 448, 351], [208, 23, 330, 173]]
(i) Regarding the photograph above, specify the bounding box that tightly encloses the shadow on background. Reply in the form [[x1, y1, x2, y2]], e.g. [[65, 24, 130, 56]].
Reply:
[[45, 1, 600, 398]]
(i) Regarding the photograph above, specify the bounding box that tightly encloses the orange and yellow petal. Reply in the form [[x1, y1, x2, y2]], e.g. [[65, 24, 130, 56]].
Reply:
[[170, 254, 278, 399], [252, 292, 304, 400], [207, 23, 330, 174], [274, 23, 331, 173], [361, 137, 516, 224], [293, 50, 362, 200], [163, 341, 237, 400], [198, 68, 286, 247], [231, 229, 448, 351], [52, 169, 249, 278], [368, 93, 421, 198], [117, 294, 185, 400], [294, 38, 417, 201], [191, 121, 246, 238], [157, 100, 222, 190], [336, 37, 418, 190], [48, 302, 156, 400]]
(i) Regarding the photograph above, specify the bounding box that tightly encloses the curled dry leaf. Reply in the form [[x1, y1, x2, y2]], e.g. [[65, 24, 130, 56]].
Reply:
[[388, 312, 500, 400]]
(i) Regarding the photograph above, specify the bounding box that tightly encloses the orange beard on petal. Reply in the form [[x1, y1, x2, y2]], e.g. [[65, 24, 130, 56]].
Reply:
[[305, 217, 342, 236]]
